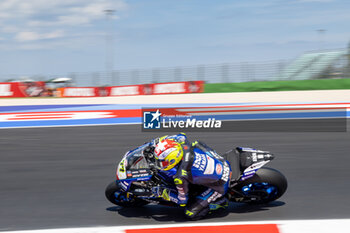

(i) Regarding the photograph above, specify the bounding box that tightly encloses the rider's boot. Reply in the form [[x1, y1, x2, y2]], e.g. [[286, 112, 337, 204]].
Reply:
[[208, 196, 229, 212]]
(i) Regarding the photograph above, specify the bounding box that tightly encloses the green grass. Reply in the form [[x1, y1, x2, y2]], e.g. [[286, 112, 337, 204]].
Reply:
[[204, 78, 350, 93]]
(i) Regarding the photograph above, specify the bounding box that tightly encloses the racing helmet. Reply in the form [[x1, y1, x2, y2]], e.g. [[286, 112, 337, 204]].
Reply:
[[154, 139, 183, 170]]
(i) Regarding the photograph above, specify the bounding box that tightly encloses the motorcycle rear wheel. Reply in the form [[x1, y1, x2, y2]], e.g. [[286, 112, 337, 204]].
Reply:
[[233, 167, 287, 204], [105, 181, 148, 207]]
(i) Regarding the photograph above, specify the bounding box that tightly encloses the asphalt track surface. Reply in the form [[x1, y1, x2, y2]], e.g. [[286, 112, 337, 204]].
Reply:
[[1, 125, 350, 231]]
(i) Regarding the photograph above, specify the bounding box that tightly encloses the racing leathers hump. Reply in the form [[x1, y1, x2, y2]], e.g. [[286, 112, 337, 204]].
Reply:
[[174, 140, 231, 206]]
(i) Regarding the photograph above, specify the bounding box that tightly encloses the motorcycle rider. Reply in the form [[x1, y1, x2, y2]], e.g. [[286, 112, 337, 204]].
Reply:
[[143, 133, 232, 220]]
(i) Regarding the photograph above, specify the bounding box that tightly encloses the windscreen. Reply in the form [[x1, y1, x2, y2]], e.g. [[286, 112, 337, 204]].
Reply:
[[125, 145, 150, 170]]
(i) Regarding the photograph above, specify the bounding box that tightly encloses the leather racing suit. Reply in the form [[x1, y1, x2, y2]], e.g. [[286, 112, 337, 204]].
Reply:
[[148, 133, 232, 220]]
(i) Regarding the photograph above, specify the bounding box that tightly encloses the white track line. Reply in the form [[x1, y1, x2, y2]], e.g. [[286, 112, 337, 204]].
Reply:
[[2, 219, 350, 233]]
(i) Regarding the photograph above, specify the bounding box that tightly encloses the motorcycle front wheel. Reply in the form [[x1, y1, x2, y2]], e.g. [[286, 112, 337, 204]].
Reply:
[[105, 181, 149, 207]]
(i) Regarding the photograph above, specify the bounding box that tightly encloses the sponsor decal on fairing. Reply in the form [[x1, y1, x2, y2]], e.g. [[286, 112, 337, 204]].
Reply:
[[215, 163, 223, 175], [221, 163, 230, 182], [193, 152, 207, 171], [203, 155, 215, 175], [241, 160, 270, 180]]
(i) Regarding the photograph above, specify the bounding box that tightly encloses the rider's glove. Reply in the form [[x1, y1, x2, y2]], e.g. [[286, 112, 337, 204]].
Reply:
[[152, 186, 171, 201]]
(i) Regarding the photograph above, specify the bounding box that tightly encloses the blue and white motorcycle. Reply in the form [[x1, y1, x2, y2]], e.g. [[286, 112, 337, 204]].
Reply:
[[105, 142, 287, 210]]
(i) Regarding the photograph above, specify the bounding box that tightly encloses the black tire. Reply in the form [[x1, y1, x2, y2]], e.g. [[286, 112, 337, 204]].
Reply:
[[105, 181, 148, 207], [235, 167, 288, 204]]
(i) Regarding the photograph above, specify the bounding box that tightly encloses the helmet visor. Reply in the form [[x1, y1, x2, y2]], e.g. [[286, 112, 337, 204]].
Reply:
[[160, 160, 170, 169]]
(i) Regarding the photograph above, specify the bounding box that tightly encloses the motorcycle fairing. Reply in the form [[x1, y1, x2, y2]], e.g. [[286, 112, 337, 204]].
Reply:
[[240, 160, 270, 180], [236, 147, 273, 181]]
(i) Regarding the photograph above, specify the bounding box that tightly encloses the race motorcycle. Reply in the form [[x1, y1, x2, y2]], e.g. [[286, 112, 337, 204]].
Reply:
[[105, 141, 287, 212]]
